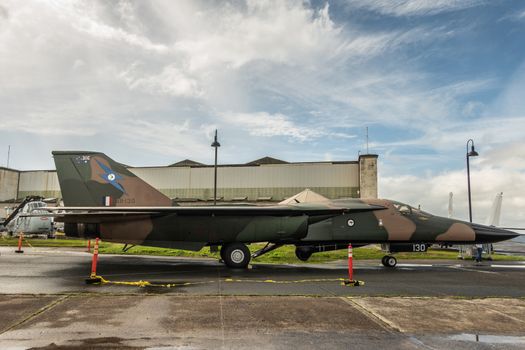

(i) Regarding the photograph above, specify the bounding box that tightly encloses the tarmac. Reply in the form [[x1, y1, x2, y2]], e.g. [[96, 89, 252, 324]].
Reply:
[[1, 246, 525, 349]]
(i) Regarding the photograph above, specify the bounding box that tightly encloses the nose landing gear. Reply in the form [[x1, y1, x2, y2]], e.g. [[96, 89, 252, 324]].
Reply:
[[381, 255, 397, 268]]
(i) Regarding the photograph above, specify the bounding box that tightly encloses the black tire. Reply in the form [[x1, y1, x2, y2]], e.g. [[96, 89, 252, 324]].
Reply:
[[222, 243, 251, 268], [295, 247, 313, 261], [385, 255, 397, 268], [381, 256, 388, 266]]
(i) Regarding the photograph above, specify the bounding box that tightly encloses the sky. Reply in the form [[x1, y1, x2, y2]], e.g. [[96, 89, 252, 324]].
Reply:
[[1, 0, 524, 226]]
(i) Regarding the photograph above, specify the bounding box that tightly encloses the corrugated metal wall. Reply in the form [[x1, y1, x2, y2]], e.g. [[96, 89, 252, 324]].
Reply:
[[131, 163, 358, 188], [130, 163, 359, 200], [1, 162, 363, 202], [0, 168, 19, 201], [18, 171, 61, 199]]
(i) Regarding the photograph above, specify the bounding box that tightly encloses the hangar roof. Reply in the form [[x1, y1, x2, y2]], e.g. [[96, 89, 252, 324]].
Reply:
[[246, 157, 289, 165], [169, 159, 205, 167]]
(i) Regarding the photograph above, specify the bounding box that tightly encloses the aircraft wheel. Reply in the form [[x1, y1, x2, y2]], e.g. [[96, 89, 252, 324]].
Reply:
[[295, 247, 313, 261], [382, 255, 397, 268], [222, 243, 251, 268]]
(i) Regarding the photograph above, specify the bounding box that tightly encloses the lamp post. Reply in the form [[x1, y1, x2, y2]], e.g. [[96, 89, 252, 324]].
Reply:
[[211, 130, 221, 206], [466, 139, 479, 223]]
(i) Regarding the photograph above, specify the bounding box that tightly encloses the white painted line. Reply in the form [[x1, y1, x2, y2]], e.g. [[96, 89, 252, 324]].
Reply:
[[490, 265, 525, 269], [449, 265, 499, 275]]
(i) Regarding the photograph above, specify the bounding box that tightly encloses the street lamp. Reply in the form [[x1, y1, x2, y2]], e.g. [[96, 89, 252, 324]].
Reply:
[[466, 139, 479, 222], [211, 130, 221, 206]]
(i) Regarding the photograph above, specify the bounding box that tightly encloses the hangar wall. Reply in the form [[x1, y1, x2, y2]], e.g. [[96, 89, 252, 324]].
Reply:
[[0, 167, 19, 201], [0, 154, 378, 203], [18, 171, 61, 199], [130, 161, 360, 201]]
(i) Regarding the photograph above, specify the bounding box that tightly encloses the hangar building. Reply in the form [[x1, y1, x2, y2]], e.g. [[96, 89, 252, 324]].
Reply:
[[0, 154, 378, 215]]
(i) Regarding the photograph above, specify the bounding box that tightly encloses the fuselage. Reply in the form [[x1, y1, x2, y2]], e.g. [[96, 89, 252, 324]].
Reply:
[[303, 198, 517, 245], [65, 198, 518, 249]]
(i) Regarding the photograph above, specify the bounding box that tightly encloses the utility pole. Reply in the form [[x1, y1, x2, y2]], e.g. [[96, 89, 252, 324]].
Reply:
[[7, 145, 10, 168], [211, 130, 221, 206]]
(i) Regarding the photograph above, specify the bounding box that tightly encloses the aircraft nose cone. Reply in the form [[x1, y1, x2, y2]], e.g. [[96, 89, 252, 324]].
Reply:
[[471, 223, 520, 243]]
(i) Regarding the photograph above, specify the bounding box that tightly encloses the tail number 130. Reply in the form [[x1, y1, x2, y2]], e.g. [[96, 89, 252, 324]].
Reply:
[[413, 244, 427, 252]]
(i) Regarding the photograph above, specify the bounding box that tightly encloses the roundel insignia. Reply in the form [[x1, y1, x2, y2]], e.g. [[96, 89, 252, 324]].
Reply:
[[95, 159, 125, 193], [347, 219, 355, 227]]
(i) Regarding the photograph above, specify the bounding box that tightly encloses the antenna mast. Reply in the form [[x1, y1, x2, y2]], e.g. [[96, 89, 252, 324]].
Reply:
[[366, 127, 369, 154]]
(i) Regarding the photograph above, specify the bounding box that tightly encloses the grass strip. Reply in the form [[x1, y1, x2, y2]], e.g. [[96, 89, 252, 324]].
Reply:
[[1, 236, 523, 263]]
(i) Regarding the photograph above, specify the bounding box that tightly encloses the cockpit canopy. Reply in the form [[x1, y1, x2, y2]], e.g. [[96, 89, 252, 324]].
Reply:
[[391, 201, 432, 217]]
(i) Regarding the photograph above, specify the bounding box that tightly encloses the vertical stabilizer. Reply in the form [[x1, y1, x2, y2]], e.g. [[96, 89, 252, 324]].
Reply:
[[486, 192, 503, 226], [53, 151, 172, 207]]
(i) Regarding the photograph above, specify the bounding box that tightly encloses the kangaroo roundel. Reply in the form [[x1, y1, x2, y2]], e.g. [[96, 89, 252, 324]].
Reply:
[[95, 159, 125, 193]]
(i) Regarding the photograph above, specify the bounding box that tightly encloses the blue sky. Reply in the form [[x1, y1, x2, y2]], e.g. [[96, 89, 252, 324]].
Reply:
[[1, 0, 524, 225]]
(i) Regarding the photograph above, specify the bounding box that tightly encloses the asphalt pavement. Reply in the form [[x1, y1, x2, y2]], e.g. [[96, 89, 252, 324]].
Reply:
[[1, 246, 525, 349], [0, 246, 524, 296]]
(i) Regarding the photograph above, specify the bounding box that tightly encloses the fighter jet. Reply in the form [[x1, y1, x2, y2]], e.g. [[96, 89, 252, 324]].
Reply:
[[38, 151, 518, 268]]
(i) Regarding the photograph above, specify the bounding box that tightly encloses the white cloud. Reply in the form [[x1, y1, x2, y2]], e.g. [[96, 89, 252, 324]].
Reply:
[[367, 62, 525, 154], [0, 0, 523, 215], [380, 165, 525, 228], [165, 1, 342, 70], [48, 0, 168, 52], [221, 112, 325, 141], [500, 8, 525, 22], [370, 115, 525, 154], [491, 61, 525, 117], [350, 0, 484, 17], [119, 63, 203, 98], [0, 0, 463, 145], [478, 142, 525, 171], [313, 74, 494, 131], [72, 59, 86, 70], [377, 60, 525, 228], [0, 113, 101, 136], [0, 4, 8, 20], [118, 119, 211, 159], [221, 111, 357, 142]]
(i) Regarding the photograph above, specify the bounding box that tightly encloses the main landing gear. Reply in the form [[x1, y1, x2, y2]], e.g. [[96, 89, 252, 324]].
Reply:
[[381, 255, 397, 268], [220, 243, 251, 268]]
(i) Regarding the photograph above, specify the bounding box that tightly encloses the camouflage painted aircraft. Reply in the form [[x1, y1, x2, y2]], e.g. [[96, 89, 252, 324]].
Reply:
[[42, 151, 518, 268]]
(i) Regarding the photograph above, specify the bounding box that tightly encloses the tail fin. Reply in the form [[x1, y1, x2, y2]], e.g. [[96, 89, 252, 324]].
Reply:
[[52, 151, 172, 207], [486, 192, 503, 226]]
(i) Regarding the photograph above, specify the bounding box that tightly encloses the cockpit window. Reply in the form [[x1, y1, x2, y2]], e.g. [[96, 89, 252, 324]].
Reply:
[[24, 202, 47, 213], [391, 201, 432, 217], [392, 203, 412, 215]]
